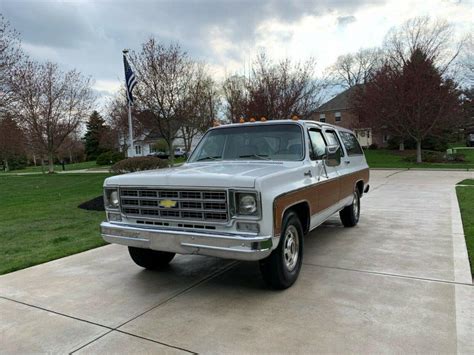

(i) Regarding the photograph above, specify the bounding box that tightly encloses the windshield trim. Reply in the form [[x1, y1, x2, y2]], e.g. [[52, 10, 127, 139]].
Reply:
[[188, 122, 306, 163]]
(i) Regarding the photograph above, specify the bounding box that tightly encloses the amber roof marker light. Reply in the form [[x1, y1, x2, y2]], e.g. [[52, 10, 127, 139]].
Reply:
[[260, 117, 267, 122], [239, 118, 245, 123], [291, 115, 299, 121], [250, 117, 256, 122]]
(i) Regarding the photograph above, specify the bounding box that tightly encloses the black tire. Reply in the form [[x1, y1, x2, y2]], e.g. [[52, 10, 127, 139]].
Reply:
[[259, 211, 304, 289], [128, 247, 175, 270], [339, 189, 360, 227]]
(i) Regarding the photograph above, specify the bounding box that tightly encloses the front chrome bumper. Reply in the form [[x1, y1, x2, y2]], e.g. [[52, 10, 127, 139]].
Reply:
[[100, 222, 276, 261]]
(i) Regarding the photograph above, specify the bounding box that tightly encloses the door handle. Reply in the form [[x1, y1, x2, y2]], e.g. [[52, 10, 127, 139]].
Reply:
[[304, 170, 312, 177], [344, 160, 350, 164]]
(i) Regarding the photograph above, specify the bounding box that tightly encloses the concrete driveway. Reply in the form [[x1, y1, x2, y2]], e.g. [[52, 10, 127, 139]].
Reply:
[[1, 170, 473, 354]]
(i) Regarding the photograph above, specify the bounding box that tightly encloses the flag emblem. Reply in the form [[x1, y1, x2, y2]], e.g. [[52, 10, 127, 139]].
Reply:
[[123, 54, 137, 104]]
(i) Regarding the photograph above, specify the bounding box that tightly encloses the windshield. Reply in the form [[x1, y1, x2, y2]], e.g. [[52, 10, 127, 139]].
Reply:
[[188, 124, 304, 162]]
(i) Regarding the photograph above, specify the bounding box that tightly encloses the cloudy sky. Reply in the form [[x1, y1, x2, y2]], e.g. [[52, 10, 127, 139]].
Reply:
[[1, 0, 471, 108]]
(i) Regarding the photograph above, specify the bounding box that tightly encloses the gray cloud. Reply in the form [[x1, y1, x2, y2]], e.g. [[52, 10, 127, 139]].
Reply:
[[337, 15, 357, 26], [0, 0, 383, 99]]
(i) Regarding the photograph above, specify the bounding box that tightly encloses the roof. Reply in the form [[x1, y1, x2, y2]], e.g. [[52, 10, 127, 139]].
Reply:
[[316, 85, 360, 112], [210, 119, 353, 134]]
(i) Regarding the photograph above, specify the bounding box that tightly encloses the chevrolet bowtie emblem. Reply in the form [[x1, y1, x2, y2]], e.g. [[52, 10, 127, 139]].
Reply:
[[159, 199, 177, 208]]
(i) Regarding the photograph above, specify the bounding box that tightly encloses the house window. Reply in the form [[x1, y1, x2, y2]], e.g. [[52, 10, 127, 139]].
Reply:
[[149, 144, 157, 153], [135, 145, 142, 155], [335, 112, 342, 122], [319, 113, 326, 123], [383, 134, 389, 143]]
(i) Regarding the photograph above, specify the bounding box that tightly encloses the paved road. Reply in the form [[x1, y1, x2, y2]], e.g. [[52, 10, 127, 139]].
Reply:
[[1, 170, 473, 353]]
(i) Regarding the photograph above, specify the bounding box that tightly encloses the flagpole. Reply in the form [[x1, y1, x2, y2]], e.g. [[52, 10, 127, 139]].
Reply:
[[123, 49, 134, 157], [127, 100, 134, 157]]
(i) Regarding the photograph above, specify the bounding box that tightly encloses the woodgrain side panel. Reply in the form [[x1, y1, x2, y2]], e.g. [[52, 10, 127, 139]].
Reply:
[[273, 168, 369, 236]]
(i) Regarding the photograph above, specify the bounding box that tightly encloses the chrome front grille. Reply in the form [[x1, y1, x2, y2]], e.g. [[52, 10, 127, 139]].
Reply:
[[119, 188, 228, 222]]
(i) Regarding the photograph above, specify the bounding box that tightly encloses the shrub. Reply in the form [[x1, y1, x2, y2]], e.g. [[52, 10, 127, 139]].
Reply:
[[96, 151, 125, 166], [422, 136, 449, 152], [387, 135, 449, 152], [111, 157, 169, 174], [3, 155, 28, 171], [368, 143, 378, 150]]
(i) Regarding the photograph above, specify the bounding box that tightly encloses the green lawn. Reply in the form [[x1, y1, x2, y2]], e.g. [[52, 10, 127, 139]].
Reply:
[[364, 149, 474, 169], [0, 174, 110, 274], [456, 180, 474, 276], [1, 160, 110, 174]]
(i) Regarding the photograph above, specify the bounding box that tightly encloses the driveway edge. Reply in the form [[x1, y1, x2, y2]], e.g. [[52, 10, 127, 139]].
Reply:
[[451, 189, 472, 284]]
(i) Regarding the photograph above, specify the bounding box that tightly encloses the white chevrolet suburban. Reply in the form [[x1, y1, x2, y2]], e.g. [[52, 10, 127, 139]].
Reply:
[[101, 119, 369, 289]]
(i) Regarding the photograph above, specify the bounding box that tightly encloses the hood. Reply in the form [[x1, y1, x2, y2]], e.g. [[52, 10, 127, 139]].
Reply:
[[104, 161, 293, 188]]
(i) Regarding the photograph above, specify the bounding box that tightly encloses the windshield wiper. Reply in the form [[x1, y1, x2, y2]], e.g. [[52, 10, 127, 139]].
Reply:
[[196, 155, 221, 161], [238, 154, 270, 160]]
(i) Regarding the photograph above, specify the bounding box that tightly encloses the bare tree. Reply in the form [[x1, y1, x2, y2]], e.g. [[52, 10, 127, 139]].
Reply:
[[222, 75, 247, 123], [459, 33, 473, 85], [129, 39, 198, 163], [10, 60, 94, 173], [0, 15, 22, 114], [329, 48, 383, 88], [384, 16, 461, 75], [222, 54, 324, 121], [106, 90, 165, 154], [179, 66, 220, 152]]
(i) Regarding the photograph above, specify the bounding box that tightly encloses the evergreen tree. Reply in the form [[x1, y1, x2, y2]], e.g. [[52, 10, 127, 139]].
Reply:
[[83, 111, 106, 160]]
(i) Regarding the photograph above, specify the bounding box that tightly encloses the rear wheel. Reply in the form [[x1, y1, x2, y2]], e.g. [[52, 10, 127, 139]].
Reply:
[[259, 211, 304, 289], [128, 247, 175, 270], [339, 189, 360, 227]]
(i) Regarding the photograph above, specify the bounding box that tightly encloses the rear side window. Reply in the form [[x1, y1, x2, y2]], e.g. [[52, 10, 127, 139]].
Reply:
[[340, 131, 363, 155], [323, 130, 345, 156]]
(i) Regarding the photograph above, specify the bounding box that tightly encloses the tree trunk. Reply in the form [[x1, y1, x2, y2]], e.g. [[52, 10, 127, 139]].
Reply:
[[48, 152, 54, 173], [399, 141, 405, 151], [33, 154, 37, 166], [416, 140, 422, 163], [4, 159, 9, 172]]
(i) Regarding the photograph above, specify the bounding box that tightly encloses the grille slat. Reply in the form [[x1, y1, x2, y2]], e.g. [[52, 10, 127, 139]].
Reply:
[[120, 188, 228, 222]]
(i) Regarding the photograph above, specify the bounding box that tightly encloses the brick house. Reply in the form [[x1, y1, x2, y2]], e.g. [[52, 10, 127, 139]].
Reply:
[[310, 86, 389, 148]]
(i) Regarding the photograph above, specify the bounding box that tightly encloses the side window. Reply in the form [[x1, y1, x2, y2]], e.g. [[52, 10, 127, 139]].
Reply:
[[340, 132, 363, 155], [308, 129, 327, 160], [323, 130, 345, 156]]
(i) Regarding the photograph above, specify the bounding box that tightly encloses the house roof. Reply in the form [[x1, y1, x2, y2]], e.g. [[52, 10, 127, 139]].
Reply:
[[317, 85, 361, 112]]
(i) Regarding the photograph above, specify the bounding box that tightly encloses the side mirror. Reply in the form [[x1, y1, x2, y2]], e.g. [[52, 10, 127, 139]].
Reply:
[[324, 145, 341, 167]]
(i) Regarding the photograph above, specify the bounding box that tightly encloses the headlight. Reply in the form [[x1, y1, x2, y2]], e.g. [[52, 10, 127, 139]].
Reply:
[[104, 188, 119, 209], [236, 192, 258, 215]]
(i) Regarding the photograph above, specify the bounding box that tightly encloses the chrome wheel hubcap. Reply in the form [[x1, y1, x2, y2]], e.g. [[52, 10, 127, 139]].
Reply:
[[283, 225, 299, 271]]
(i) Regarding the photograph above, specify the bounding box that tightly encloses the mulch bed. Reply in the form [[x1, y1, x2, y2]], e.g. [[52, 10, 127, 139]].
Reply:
[[78, 196, 104, 211]]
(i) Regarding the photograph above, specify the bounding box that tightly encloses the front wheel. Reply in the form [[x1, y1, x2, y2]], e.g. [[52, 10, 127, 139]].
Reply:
[[259, 211, 304, 289], [128, 247, 175, 270], [339, 189, 360, 227]]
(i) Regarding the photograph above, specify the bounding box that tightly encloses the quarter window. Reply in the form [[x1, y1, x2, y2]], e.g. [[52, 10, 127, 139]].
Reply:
[[340, 132, 364, 155], [308, 129, 327, 159], [323, 130, 345, 156]]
